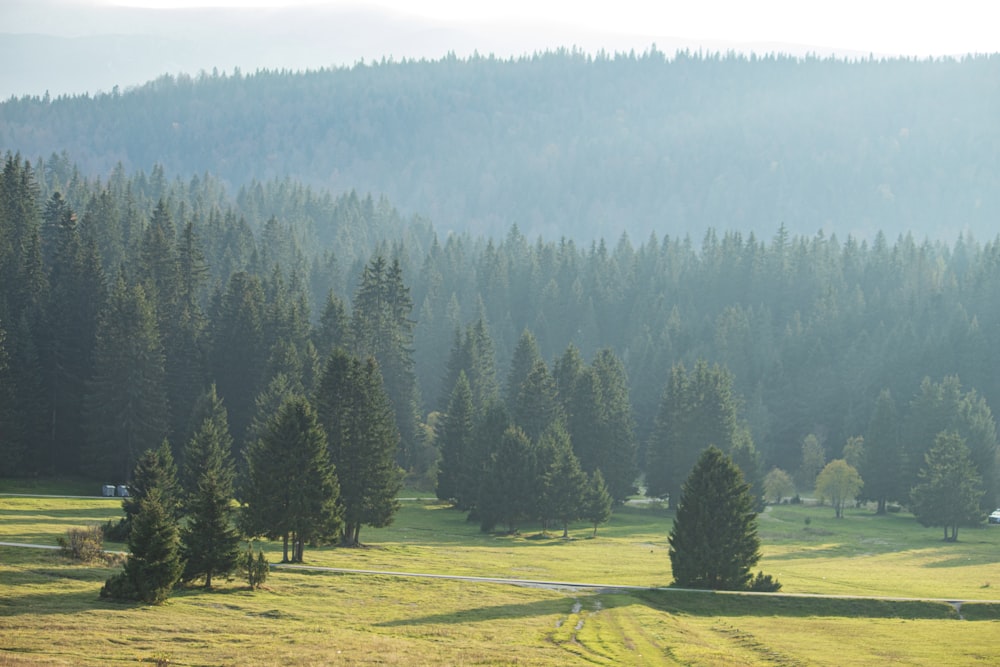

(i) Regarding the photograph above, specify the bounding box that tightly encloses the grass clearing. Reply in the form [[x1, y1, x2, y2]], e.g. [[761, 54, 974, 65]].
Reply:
[[3, 487, 1000, 664]]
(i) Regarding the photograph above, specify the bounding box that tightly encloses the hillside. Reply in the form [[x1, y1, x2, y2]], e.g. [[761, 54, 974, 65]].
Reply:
[[3, 50, 998, 242]]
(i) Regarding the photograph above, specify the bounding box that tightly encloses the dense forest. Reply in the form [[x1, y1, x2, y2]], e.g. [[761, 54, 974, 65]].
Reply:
[[2, 50, 999, 242], [1, 149, 998, 520]]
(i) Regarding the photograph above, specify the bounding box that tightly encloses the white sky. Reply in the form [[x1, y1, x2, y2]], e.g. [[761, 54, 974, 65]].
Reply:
[[88, 0, 997, 57]]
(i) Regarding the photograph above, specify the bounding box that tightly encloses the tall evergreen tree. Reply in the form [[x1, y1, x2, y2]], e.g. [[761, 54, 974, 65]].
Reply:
[[590, 348, 638, 502], [180, 386, 241, 587], [101, 487, 184, 604], [435, 371, 476, 507], [505, 329, 542, 409], [241, 396, 341, 562], [314, 349, 402, 546], [210, 271, 267, 449], [84, 275, 168, 481], [583, 468, 613, 537], [668, 446, 763, 591], [647, 361, 741, 508], [861, 389, 903, 513], [539, 423, 588, 538], [478, 425, 536, 533], [114, 440, 182, 541], [510, 359, 564, 442], [350, 255, 420, 471], [910, 432, 984, 542]]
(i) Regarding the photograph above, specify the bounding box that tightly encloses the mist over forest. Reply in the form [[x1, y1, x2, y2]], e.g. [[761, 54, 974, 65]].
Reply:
[[2, 49, 999, 518], [3, 50, 998, 243]]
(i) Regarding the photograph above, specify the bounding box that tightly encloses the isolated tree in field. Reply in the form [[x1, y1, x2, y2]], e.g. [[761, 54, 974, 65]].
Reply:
[[180, 386, 241, 587], [583, 469, 613, 536], [763, 468, 795, 504], [241, 396, 341, 562], [815, 459, 863, 518], [315, 350, 402, 546], [101, 487, 184, 604], [861, 390, 902, 513], [910, 432, 984, 542], [668, 446, 764, 590]]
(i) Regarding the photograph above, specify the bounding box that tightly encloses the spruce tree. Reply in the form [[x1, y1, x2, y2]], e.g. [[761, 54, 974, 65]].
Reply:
[[112, 440, 181, 541], [84, 275, 168, 481], [435, 371, 475, 507], [539, 423, 588, 538], [668, 446, 764, 591], [101, 487, 184, 604], [478, 426, 536, 533], [910, 432, 984, 541], [241, 396, 341, 562], [583, 469, 613, 537], [315, 350, 402, 546], [180, 386, 241, 588]]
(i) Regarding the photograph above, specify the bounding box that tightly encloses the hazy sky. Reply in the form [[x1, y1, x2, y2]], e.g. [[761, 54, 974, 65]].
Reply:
[[83, 0, 995, 57], [2, 0, 996, 99]]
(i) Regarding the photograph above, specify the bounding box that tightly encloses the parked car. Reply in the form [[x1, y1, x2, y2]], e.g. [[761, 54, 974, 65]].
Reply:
[[989, 509, 1000, 524]]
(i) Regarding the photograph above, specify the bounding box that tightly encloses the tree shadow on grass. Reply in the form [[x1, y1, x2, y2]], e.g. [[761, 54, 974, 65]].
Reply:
[[375, 587, 989, 628]]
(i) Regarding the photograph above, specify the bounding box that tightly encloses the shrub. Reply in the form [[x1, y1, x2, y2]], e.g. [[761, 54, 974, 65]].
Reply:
[[244, 543, 269, 590], [57, 526, 105, 562], [748, 571, 782, 592]]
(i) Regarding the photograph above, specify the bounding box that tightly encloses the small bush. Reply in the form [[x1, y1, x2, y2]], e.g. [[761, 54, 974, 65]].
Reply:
[[57, 526, 105, 562], [790, 495, 801, 504], [887, 504, 902, 513], [804, 516, 811, 526], [748, 571, 782, 592], [244, 543, 269, 590]]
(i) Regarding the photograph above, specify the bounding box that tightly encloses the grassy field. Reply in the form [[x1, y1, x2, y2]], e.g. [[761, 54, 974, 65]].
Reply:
[[2, 481, 1000, 665]]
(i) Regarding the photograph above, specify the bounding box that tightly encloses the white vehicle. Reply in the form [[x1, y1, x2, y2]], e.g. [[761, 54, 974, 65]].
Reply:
[[989, 509, 1000, 525]]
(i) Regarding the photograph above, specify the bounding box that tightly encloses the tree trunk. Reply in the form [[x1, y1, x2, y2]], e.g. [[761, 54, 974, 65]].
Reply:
[[282, 533, 289, 562], [876, 498, 886, 514], [562, 522, 569, 539]]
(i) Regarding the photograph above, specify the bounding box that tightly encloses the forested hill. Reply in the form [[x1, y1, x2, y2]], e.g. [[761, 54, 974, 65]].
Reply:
[[2, 49, 998, 243]]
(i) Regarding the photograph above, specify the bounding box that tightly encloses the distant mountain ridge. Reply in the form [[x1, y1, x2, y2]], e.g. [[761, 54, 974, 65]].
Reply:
[[2, 49, 998, 242]]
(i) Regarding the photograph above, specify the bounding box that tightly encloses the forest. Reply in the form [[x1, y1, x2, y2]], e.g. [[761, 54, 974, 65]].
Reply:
[[2, 49, 999, 243], [1, 144, 998, 527]]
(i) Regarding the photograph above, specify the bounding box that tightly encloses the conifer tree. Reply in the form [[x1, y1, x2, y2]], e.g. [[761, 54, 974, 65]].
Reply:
[[111, 440, 181, 541], [101, 487, 184, 604], [583, 469, 613, 536], [180, 386, 241, 587], [314, 350, 401, 546], [911, 432, 984, 541], [350, 255, 420, 471], [241, 396, 341, 562], [477, 426, 536, 533], [511, 359, 564, 442], [861, 389, 902, 513], [84, 275, 168, 481], [668, 446, 764, 591], [505, 329, 542, 409], [590, 348, 637, 502], [539, 423, 588, 538], [435, 371, 475, 507]]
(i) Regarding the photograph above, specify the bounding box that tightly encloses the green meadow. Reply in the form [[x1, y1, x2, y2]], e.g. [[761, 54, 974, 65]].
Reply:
[[2, 482, 1000, 665]]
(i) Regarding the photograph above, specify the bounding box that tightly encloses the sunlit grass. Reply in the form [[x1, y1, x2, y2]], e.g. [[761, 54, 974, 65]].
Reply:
[[3, 486, 1000, 665]]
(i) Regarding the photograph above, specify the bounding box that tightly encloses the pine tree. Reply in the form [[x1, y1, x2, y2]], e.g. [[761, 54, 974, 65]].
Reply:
[[84, 275, 168, 481], [101, 487, 184, 604], [180, 386, 241, 587], [314, 350, 401, 546], [241, 396, 341, 562], [910, 432, 984, 541], [505, 329, 541, 409], [648, 361, 742, 508], [539, 423, 588, 538], [112, 440, 181, 541], [511, 359, 564, 442], [350, 255, 420, 471], [668, 446, 765, 591], [478, 426, 536, 533], [435, 371, 475, 507], [590, 348, 637, 502], [861, 389, 902, 513], [583, 469, 613, 537]]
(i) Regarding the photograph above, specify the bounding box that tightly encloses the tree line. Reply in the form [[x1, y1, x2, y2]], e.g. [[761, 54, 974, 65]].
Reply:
[[1, 153, 998, 528]]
